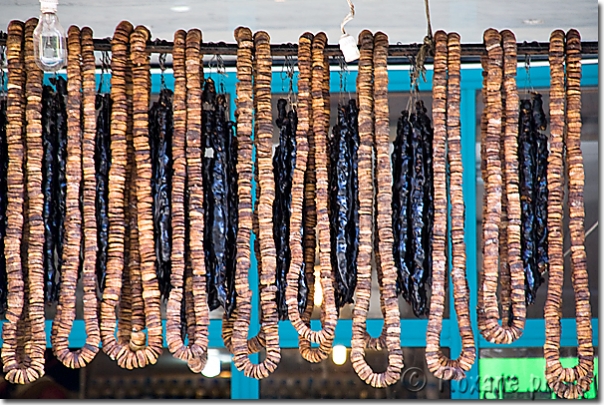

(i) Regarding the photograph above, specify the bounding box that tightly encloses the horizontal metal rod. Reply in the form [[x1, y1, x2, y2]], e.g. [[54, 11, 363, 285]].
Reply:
[[0, 34, 598, 59]]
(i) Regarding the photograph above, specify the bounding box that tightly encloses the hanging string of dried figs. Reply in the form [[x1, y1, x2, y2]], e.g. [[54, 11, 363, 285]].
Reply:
[[0, 17, 48, 385], [544, 29, 594, 400], [164, 29, 209, 373], [285, 31, 315, 360], [230, 28, 281, 379], [478, 28, 526, 344], [425, 30, 476, 380], [0, 60, 6, 315], [50, 25, 102, 369], [348, 30, 403, 388], [286, 32, 338, 364], [221, 27, 266, 358]]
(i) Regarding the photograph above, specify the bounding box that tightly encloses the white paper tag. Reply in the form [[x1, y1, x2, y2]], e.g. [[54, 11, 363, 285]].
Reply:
[[339, 33, 360, 63]]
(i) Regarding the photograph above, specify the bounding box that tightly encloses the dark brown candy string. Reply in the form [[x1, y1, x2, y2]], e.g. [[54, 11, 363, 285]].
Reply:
[[273, 98, 297, 320], [149, 88, 173, 300]]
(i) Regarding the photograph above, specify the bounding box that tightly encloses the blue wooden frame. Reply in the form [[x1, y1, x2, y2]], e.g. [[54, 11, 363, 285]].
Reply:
[[0, 62, 597, 400]]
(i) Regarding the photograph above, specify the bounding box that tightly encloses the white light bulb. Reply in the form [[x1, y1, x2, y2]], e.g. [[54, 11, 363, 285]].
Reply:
[[33, 11, 67, 72], [332, 344, 347, 365], [201, 353, 221, 378]]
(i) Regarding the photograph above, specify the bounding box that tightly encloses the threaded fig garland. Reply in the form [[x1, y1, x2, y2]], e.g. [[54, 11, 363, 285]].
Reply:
[[543, 29, 594, 400], [424, 31, 476, 381]]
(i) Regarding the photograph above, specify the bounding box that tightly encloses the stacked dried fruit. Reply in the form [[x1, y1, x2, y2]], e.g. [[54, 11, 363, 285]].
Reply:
[[50, 25, 101, 370], [1, 18, 48, 385], [286, 32, 339, 364], [348, 30, 403, 388], [425, 31, 476, 380], [229, 28, 281, 379], [0, 87, 6, 315], [478, 28, 526, 344], [544, 29, 594, 399]]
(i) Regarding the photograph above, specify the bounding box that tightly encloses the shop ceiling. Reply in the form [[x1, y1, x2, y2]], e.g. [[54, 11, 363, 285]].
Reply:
[[1, 0, 597, 44]]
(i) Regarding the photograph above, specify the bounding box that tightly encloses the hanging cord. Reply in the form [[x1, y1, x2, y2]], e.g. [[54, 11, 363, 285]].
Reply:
[[341, 0, 355, 35], [98, 50, 111, 94], [336, 54, 351, 101], [524, 53, 535, 94], [158, 52, 167, 90], [284, 53, 297, 108], [216, 54, 227, 94]]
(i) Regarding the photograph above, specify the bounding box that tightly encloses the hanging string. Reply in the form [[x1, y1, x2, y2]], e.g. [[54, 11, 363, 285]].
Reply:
[[285, 52, 297, 109], [158, 52, 167, 90], [336, 54, 350, 102], [341, 0, 355, 35], [406, 0, 434, 119], [524, 53, 535, 94], [98, 50, 111, 94], [216, 54, 227, 94]]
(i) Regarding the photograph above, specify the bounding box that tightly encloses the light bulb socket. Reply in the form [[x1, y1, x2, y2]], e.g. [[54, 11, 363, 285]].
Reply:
[[339, 33, 360, 63], [40, 0, 58, 14]]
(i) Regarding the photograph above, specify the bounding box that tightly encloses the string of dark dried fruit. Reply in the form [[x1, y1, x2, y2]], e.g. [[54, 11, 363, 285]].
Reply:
[[202, 78, 238, 316], [50, 25, 101, 369], [544, 29, 594, 400], [273, 98, 297, 320], [518, 92, 548, 305], [532, 93, 548, 289], [230, 28, 281, 379], [285, 31, 315, 360], [149, 87, 173, 300], [478, 28, 525, 344], [95, 90, 111, 291], [518, 98, 536, 305], [425, 30, 476, 381], [329, 98, 359, 310], [41, 83, 57, 304], [348, 30, 402, 388], [0, 93, 6, 314], [0, 18, 47, 385]]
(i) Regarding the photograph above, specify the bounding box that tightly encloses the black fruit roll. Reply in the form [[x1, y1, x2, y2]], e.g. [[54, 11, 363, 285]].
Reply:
[[417, 100, 434, 303], [274, 99, 297, 320], [518, 98, 537, 304], [42, 84, 58, 303], [150, 88, 174, 299], [52, 76, 68, 291], [409, 111, 427, 317], [392, 111, 412, 302], [95, 93, 111, 292], [329, 103, 353, 309], [225, 116, 238, 318], [531, 92, 548, 301], [202, 78, 220, 311], [345, 98, 359, 305]]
